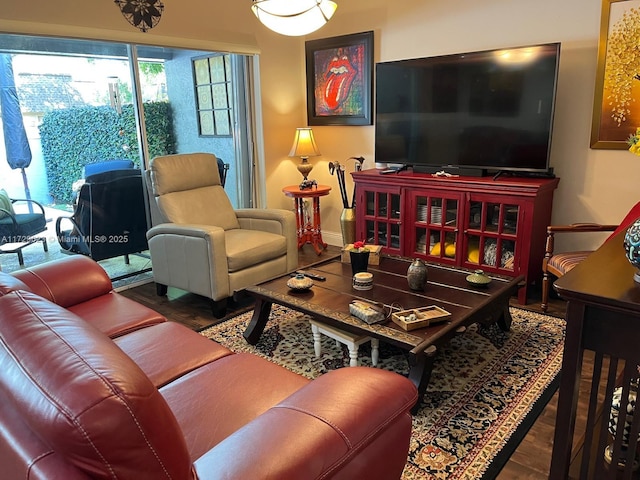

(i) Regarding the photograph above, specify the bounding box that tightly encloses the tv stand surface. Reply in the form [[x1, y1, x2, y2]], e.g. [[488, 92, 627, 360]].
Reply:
[[352, 168, 560, 305], [491, 168, 556, 181], [411, 165, 487, 177]]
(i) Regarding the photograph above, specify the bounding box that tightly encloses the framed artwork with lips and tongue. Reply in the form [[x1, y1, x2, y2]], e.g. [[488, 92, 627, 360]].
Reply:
[[305, 31, 374, 126]]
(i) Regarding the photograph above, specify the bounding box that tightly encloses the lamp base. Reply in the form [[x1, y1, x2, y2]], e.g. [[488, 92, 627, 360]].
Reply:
[[297, 157, 314, 181]]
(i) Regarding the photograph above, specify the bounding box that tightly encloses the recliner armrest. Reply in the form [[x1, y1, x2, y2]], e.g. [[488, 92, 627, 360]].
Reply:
[[146, 222, 225, 239], [193, 368, 417, 479], [235, 208, 295, 235]]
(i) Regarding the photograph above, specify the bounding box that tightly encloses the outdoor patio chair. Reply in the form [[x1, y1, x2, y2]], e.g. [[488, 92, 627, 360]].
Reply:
[[83, 159, 134, 179], [55, 169, 148, 263], [0, 189, 48, 266]]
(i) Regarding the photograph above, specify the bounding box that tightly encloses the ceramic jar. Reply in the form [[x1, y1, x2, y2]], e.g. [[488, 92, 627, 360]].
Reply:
[[466, 269, 492, 287], [623, 217, 640, 283], [407, 258, 428, 291], [353, 272, 374, 291], [286, 273, 313, 291], [605, 381, 640, 469]]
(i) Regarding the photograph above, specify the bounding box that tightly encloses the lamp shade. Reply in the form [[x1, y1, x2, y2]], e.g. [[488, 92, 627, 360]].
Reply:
[[251, 0, 337, 37], [289, 127, 320, 181], [289, 127, 321, 158]]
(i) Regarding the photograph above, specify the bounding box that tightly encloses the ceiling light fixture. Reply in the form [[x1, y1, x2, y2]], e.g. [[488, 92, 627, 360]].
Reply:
[[251, 0, 337, 37]]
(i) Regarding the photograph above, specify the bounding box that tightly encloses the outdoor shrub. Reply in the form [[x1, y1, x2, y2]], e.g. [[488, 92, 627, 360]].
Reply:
[[40, 101, 175, 204]]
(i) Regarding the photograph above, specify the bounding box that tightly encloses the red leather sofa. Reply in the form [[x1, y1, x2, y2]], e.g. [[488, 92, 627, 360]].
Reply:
[[0, 256, 417, 479]]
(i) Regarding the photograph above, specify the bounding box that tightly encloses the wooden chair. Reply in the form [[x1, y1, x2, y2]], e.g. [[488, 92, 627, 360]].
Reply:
[[541, 224, 617, 311], [541, 201, 640, 311]]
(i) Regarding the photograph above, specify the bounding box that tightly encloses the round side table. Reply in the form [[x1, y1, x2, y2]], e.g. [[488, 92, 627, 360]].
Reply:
[[282, 184, 331, 255]]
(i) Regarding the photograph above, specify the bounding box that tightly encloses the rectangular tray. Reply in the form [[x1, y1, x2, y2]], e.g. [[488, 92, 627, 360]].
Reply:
[[391, 305, 451, 331]]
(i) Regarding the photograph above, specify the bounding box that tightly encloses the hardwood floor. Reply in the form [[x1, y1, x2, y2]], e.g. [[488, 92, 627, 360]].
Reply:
[[119, 245, 570, 479]]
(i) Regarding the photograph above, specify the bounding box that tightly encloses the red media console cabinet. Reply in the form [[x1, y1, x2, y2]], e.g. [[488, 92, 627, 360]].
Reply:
[[352, 169, 560, 304]]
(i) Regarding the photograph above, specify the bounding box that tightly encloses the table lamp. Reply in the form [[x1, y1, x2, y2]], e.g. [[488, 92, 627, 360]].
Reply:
[[289, 127, 321, 181]]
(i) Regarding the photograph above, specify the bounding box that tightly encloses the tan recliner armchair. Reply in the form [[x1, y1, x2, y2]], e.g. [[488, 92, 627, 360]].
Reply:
[[146, 153, 298, 317]]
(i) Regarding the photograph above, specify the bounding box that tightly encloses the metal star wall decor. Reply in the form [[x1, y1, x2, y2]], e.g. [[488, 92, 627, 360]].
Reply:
[[114, 0, 164, 32]]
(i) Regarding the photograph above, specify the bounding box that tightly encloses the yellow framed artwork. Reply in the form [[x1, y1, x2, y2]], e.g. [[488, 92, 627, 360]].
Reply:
[[591, 0, 640, 149]]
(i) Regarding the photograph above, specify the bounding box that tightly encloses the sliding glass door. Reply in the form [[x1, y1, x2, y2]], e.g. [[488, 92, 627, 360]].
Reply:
[[0, 34, 254, 281]]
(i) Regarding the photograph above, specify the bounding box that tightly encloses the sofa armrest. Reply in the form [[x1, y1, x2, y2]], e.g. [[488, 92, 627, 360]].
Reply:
[[11, 256, 113, 308], [235, 209, 297, 271], [194, 368, 417, 479]]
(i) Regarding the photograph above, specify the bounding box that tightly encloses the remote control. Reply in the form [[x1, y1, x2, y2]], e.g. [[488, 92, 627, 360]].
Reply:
[[295, 270, 326, 281], [379, 168, 399, 175]]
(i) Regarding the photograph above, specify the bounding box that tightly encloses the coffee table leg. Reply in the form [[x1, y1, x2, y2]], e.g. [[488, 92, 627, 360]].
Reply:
[[497, 304, 512, 331], [243, 298, 273, 344], [408, 345, 437, 414]]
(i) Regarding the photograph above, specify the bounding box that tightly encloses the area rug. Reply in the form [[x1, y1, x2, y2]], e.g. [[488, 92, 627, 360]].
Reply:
[[200, 306, 565, 479]]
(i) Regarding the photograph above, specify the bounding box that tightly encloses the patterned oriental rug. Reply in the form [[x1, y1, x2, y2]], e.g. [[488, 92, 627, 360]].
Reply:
[[200, 306, 565, 479]]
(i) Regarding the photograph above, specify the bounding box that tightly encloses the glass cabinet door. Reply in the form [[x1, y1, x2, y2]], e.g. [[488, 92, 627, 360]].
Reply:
[[409, 190, 459, 264], [363, 188, 402, 252], [465, 199, 519, 272]]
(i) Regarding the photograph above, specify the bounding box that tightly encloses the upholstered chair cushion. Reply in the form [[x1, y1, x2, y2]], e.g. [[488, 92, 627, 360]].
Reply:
[[150, 153, 240, 231], [548, 251, 592, 275], [0, 188, 14, 219], [149, 152, 221, 193], [225, 229, 288, 272], [158, 187, 240, 231]]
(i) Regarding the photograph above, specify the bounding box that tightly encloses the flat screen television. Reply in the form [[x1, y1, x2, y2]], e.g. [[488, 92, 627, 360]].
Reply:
[[374, 42, 560, 176]]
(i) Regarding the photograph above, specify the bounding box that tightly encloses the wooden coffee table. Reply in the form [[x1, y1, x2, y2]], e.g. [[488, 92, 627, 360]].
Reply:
[[244, 256, 522, 412]]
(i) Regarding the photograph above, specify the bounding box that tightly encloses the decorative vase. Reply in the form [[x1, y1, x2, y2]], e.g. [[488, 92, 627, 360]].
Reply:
[[286, 273, 314, 291], [340, 208, 357, 246], [604, 380, 640, 471], [350, 250, 370, 275], [407, 258, 428, 291], [623, 217, 640, 283]]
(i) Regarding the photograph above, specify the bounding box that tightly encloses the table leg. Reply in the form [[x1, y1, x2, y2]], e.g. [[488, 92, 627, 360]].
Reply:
[[371, 338, 379, 366], [243, 298, 273, 344], [407, 345, 437, 414], [294, 198, 305, 249], [497, 304, 512, 331], [310, 197, 328, 255], [311, 323, 322, 358], [549, 301, 586, 479]]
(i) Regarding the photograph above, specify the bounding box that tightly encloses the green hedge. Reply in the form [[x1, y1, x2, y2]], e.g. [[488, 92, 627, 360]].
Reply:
[[40, 102, 175, 204]]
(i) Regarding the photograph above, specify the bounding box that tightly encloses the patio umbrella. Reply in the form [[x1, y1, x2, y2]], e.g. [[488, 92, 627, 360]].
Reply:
[[0, 53, 33, 206]]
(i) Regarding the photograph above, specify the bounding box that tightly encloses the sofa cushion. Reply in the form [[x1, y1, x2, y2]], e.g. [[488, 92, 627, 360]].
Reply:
[[115, 321, 234, 387], [161, 353, 310, 460], [225, 228, 288, 272], [0, 291, 196, 480], [67, 291, 167, 338], [0, 271, 30, 295]]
